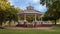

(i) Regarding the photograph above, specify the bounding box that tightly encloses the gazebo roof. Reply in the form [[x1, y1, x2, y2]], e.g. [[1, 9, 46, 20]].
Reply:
[[18, 10, 43, 14], [18, 6, 43, 15]]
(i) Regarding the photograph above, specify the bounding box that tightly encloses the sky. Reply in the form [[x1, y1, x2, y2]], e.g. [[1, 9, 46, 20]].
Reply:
[[9, 0, 47, 12]]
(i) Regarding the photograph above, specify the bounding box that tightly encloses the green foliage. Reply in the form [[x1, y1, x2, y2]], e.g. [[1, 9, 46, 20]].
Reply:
[[0, 0, 20, 26], [40, 0, 60, 25], [40, 0, 59, 7]]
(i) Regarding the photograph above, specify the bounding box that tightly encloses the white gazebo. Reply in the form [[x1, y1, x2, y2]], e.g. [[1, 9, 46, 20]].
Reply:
[[17, 6, 43, 27], [18, 6, 43, 21]]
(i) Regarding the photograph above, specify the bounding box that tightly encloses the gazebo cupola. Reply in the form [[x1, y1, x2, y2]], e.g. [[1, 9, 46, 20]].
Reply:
[[26, 6, 34, 10]]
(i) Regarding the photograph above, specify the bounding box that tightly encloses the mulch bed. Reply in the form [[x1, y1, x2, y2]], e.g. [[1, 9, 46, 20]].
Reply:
[[16, 24, 54, 28], [0, 26, 6, 29]]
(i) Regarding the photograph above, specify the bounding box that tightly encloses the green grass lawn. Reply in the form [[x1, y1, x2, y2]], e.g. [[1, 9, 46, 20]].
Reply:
[[0, 27, 60, 34]]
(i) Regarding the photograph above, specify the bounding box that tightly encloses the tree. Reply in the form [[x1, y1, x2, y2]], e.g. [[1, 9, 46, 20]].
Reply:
[[40, 0, 60, 25], [0, 0, 20, 26], [40, 0, 59, 7], [7, 7, 20, 26], [0, 0, 11, 26]]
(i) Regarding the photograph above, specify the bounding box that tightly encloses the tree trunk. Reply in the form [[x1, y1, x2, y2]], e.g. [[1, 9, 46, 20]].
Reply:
[[54, 19, 57, 25], [4, 21, 6, 24], [0, 21, 2, 26], [9, 19, 11, 26], [14, 21, 16, 24]]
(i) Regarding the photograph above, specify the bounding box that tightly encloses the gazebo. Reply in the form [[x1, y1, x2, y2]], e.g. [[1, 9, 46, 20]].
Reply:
[[17, 6, 43, 27]]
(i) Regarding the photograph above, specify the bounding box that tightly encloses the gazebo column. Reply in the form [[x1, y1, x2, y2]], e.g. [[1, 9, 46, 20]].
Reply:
[[24, 14, 26, 21], [24, 14, 27, 27], [41, 17, 42, 21], [34, 14, 37, 27], [41, 17, 43, 24], [34, 14, 37, 21]]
